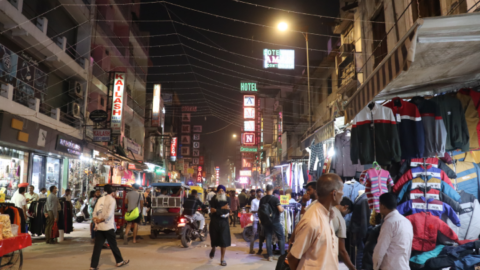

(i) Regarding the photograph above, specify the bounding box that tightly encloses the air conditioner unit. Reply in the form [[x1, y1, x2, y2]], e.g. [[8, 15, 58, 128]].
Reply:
[[69, 81, 84, 99], [68, 102, 82, 119], [339, 43, 355, 57]]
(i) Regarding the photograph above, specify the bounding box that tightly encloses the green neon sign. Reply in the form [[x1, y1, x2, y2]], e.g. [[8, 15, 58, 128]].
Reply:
[[240, 82, 257, 92], [240, 146, 258, 152]]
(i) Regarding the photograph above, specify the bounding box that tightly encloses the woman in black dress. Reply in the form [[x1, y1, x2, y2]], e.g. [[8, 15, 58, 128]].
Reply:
[[209, 185, 231, 266]]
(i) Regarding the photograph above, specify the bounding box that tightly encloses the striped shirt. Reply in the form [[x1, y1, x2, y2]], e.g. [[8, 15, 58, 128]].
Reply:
[[363, 168, 394, 211], [393, 165, 454, 193]]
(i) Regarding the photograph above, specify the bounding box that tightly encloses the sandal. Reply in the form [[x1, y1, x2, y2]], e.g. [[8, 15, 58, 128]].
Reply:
[[221, 261, 227, 266], [209, 250, 215, 259], [116, 260, 130, 267]]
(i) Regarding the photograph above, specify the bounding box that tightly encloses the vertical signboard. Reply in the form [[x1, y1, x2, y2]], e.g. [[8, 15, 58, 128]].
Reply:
[[152, 84, 161, 127], [215, 166, 220, 186], [197, 166, 203, 182], [111, 73, 125, 134], [170, 137, 177, 161]]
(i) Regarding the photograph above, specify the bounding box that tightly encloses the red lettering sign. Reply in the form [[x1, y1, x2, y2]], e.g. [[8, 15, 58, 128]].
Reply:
[[111, 72, 125, 134]]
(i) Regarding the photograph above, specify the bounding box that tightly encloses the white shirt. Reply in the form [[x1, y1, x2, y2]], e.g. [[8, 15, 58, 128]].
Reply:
[[373, 210, 413, 270], [93, 194, 117, 231], [25, 192, 39, 207], [12, 193, 27, 209], [206, 192, 215, 202], [39, 193, 47, 199], [250, 198, 260, 221]]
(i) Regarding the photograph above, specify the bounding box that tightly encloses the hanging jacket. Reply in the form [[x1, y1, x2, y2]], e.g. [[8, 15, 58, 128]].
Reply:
[[457, 90, 480, 150], [447, 161, 480, 199], [385, 97, 425, 159], [399, 186, 462, 211], [397, 175, 461, 202], [331, 131, 364, 177], [362, 224, 382, 270], [393, 165, 454, 193], [397, 196, 461, 226], [308, 142, 324, 176], [404, 157, 457, 179], [431, 95, 470, 152], [360, 168, 394, 211], [443, 190, 480, 242], [406, 212, 472, 252], [452, 150, 480, 164], [410, 96, 447, 158], [350, 103, 401, 165]]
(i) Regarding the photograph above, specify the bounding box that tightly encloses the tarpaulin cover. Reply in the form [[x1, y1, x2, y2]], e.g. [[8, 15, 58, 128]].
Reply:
[[0, 233, 31, 257]]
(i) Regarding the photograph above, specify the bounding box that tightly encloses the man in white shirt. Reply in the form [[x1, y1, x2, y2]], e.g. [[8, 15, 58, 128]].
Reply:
[[206, 189, 216, 204], [373, 193, 413, 270], [91, 184, 129, 269], [25, 185, 39, 209], [249, 188, 265, 254], [39, 188, 47, 199], [12, 187, 27, 219], [288, 174, 344, 270]]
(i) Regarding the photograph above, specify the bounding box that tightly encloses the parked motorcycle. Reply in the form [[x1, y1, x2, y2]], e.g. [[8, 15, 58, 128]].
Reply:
[[178, 211, 208, 248]]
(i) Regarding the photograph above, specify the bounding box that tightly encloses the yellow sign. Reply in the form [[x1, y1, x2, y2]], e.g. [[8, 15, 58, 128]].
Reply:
[[0, 193, 5, 203], [280, 195, 291, 205], [187, 168, 194, 174]]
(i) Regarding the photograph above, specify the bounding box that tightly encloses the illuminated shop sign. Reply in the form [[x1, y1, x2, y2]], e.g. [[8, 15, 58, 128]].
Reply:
[[111, 73, 125, 134], [244, 95, 255, 107], [239, 177, 248, 184], [263, 49, 295, 70], [244, 107, 255, 119], [152, 84, 161, 127], [242, 133, 256, 145], [240, 81, 257, 92], [170, 137, 177, 161], [244, 121, 255, 132], [55, 135, 82, 156], [239, 170, 252, 177]]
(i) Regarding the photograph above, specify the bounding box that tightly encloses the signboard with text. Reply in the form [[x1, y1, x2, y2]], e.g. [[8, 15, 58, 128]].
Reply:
[[152, 84, 161, 127], [111, 73, 125, 134], [93, 129, 111, 142], [170, 137, 177, 161], [263, 49, 295, 69], [182, 106, 197, 112], [240, 81, 257, 92]]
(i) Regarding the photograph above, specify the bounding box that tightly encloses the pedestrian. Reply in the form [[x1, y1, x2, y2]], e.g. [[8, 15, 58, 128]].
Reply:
[[249, 188, 265, 254], [259, 184, 285, 262], [247, 189, 256, 206], [124, 184, 144, 244], [39, 187, 47, 199], [89, 190, 101, 243], [12, 186, 27, 219], [209, 185, 231, 266], [229, 190, 239, 227], [238, 189, 247, 208], [287, 173, 344, 270], [90, 184, 129, 270], [25, 185, 39, 209], [206, 188, 216, 204], [301, 182, 317, 215], [285, 189, 298, 204], [63, 188, 72, 201], [45, 185, 59, 244], [372, 193, 413, 270], [333, 197, 356, 270], [143, 187, 152, 224]]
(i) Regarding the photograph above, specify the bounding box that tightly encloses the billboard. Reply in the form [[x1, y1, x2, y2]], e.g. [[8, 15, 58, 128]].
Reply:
[[170, 137, 177, 161], [152, 84, 161, 127], [240, 81, 257, 92], [263, 49, 295, 69], [111, 73, 125, 134]]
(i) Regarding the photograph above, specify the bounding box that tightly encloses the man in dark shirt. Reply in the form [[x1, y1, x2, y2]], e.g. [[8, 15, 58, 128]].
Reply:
[[259, 184, 285, 261], [238, 189, 248, 208], [247, 189, 256, 207], [183, 190, 206, 230]]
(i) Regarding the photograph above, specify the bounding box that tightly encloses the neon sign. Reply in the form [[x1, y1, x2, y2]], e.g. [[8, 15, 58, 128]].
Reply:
[[111, 73, 125, 134], [263, 49, 295, 70]]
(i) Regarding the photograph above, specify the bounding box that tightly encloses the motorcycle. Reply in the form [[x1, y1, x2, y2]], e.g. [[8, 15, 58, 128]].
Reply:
[[75, 200, 90, 223], [178, 209, 209, 248]]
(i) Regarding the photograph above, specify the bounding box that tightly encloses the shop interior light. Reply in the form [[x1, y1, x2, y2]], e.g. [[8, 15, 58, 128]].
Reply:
[[328, 148, 335, 157]]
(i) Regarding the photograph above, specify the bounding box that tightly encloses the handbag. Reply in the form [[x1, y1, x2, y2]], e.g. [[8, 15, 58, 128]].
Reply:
[[125, 193, 141, 221]]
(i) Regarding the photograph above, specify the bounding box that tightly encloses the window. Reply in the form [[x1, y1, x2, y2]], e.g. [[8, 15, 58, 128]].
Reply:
[[372, 9, 388, 68], [343, 24, 354, 44], [327, 76, 333, 95], [100, 97, 105, 107], [412, 0, 441, 21], [125, 124, 131, 138]]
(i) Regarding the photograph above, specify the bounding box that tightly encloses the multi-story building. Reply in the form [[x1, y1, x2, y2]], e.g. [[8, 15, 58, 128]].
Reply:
[[0, 0, 154, 199]]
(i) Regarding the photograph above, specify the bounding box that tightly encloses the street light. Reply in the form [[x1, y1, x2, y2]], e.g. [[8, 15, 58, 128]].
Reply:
[[277, 22, 312, 127], [233, 134, 237, 138]]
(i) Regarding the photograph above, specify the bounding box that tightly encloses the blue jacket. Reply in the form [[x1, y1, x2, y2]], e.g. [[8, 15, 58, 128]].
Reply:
[[447, 161, 480, 199], [397, 179, 461, 203], [397, 196, 461, 226], [343, 181, 365, 227], [410, 245, 444, 265]]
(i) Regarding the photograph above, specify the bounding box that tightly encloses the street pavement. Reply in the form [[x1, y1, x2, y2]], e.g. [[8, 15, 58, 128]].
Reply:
[[22, 221, 349, 270]]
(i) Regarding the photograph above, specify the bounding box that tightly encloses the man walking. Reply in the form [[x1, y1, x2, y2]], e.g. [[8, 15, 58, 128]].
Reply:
[[12, 186, 27, 219], [209, 185, 231, 266], [45, 186, 59, 244], [259, 184, 285, 262], [90, 184, 129, 269], [124, 184, 143, 244], [238, 189, 248, 208], [229, 190, 240, 227], [373, 193, 413, 270], [287, 174, 344, 270], [249, 188, 265, 254]]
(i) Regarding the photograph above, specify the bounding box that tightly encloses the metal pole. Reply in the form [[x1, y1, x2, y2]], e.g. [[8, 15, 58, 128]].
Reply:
[[305, 33, 311, 128]]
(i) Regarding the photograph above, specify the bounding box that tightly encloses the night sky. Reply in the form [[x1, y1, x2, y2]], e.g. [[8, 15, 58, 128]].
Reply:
[[139, 0, 339, 172]]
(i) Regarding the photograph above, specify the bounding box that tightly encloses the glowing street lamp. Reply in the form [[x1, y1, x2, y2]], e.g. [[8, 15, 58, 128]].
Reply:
[[277, 22, 288, 32]]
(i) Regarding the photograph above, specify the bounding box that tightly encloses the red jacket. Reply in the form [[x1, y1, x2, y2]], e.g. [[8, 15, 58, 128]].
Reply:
[[393, 165, 454, 193], [405, 212, 474, 252]]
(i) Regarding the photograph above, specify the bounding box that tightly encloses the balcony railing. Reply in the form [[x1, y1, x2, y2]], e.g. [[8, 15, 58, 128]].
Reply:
[[127, 94, 145, 118], [96, 10, 126, 57], [59, 110, 81, 128]]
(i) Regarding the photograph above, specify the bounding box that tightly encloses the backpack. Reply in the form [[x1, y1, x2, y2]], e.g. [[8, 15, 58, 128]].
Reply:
[[258, 196, 275, 226]]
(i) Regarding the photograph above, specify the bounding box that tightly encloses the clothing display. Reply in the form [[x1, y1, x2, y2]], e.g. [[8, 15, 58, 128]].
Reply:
[[410, 244, 445, 265], [359, 168, 393, 211], [342, 180, 365, 227], [385, 97, 425, 159], [443, 190, 480, 242], [406, 212, 473, 252], [396, 175, 461, 203], [410, 96, 447, 157], [457, 90, 480, 150], [447, 160, 480, 199], [399, 157, 457, 179], [350, 103, 401, 165], [28, 199, 46, 236], [57, 198, 73, 234], [349, 193, 371, 239], [331, 131, 364, 177], [397, 186, 461, 212], [393, 165, 454, 193], [307, 142, 324, 176], [431, 94, 470, 152], [397, 196, 461, 226]]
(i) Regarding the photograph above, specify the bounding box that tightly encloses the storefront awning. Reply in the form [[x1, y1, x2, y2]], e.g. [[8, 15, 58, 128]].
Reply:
[[301, 120, 336, 149], [345, 13, 480, 123]]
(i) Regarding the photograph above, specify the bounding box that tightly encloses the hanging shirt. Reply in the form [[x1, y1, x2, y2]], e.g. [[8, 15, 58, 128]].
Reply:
[[373, 210, 413, 270], [397, 196, 461, 226], [331, 131, 364, 177], [362, 168, 394, 211], [308, 142, 324, 175]]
